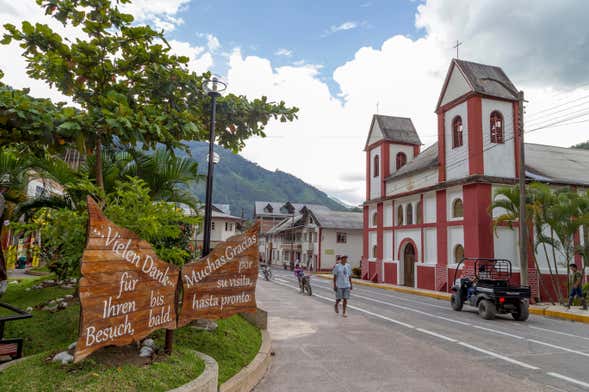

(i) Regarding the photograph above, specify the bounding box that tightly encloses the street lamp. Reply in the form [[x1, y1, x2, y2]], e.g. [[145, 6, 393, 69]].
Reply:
[[201, 76, 227, 257]]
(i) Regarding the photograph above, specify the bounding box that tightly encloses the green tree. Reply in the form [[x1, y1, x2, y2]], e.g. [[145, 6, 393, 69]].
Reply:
[[89, 147, 201, 209], [2, 0, 297, 189]]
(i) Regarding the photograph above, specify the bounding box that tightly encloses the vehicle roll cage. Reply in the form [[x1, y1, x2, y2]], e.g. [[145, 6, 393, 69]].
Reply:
[[452, 257, 513, 284]]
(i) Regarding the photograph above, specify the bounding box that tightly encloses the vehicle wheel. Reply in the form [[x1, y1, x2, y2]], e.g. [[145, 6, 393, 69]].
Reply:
[[451, 293, 463, 311], [306, 284, 312, 296], [478, 299, 496, 320], [512, 300, 529, 321]]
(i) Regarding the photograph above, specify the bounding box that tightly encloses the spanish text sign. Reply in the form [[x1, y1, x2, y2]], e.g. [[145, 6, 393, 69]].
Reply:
[[178, 224, 259, 326]]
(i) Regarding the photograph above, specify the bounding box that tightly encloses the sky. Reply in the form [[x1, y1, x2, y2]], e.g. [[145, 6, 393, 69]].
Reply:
[[1, 0, 589, 206]]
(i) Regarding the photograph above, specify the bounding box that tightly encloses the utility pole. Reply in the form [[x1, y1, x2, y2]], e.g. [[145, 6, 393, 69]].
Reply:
[[518, 90, 528, 286]]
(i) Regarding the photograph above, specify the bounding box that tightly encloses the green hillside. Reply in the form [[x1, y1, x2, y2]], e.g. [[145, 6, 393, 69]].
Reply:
[[185, 142, 349, 218]]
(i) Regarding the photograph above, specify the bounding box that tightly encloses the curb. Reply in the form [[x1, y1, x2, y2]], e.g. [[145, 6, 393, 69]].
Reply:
[[316, 274, 589, 324], [220, 329, 272, 392], [169, 351, 218, 392]]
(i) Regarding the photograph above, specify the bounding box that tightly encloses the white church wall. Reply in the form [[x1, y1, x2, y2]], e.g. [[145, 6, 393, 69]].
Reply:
[[368, 231, 377, 261], [534, 224, 566, 273], [440, 65, 471, 107], [395, 195, 420, 226], [491, 185, 510, 218], [369, 205, 377, 228], [493, 226, 520, 269], [445, 102, 469, 181], [446, 186, 463, 221], [383, 201, 393, 227], [385, 168, 437, 197], [447, 226, 464, 266], [424, 192, 436, 223], [383, 229, 393, 261], [482, 99, 515, 178], [424, 228, 437, 264], [389, 144, 415, 175], [367, 117, 383, 146], [394, 228, 421, 261], [370, 146, 381, 200]]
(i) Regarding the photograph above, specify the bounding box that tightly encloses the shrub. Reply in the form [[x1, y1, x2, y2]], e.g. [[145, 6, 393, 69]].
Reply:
[[39, 208, 87, 280], [105, 177, 199, 266]]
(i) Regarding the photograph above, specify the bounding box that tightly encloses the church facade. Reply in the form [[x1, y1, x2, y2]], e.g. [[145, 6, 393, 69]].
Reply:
[[362, 59, 589, 299]]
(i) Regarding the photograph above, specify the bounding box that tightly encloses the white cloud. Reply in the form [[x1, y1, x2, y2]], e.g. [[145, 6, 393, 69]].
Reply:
[[168, 40, 212, 74], [327, 21, 358, 34], [275, 48, 293, 57], [226, 1, 589, 205], [206, 34, 221, 52], [121, 0, 190, 31]]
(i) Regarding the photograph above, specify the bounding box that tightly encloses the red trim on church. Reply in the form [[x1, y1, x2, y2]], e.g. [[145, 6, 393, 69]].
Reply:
[[467, 97, 484, 175], [463, 184, 494, 258], [437, 112, 446, 182], [436, 190, 448, 266]]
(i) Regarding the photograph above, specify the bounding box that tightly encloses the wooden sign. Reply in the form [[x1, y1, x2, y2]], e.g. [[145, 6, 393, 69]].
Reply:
[[178, 224, 259, 327], [74, 197, 179, 362]]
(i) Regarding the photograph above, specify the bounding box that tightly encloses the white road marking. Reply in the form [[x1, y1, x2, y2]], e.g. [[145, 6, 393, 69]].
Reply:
[[458, 342, 540, 370], [472, 325, 524, 339], [267, 278, 589, 390], [274, 278, 289, 283], [529, 326, 589, 342], [547, 372, 589, 389], [416, 328, 457, 342], [528, 339, 589, 358]]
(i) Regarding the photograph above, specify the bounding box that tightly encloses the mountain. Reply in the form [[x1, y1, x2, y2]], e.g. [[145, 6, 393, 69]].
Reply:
[[184, 142, 350, 218]]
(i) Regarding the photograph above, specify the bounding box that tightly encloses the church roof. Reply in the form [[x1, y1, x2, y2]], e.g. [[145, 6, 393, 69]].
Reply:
[[366, 115, 421, 148], [386, 142, 439, 180], [384, 142, 589, 187], [525, 143, 589, 186], [436, 59, 519, 111]]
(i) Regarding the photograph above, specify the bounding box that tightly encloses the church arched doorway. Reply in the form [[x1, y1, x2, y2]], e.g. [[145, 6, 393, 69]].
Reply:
[[403, 243, 416, 287]]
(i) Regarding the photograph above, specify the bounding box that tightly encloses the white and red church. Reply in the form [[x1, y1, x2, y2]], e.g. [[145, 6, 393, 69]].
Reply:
[[361, 58, 589, 300]]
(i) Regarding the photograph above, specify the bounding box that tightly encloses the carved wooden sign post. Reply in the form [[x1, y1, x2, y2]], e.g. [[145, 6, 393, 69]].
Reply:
[[179, 224, 259, 326], [74, 199, 259, 362], [74, 198, 180, 362]]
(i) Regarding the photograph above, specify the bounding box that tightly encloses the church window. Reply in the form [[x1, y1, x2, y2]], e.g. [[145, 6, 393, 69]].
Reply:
[[396, 152, 407, 170], [372, 244, 378, 258], [452, 198, 464, 218], [372, 212, 378, 226], [490, 111, 504, 143], [397, 205, 404, 226], [452, 116, 463, 148], [454, 244, 464, 264], [406, 204, 413, 225], [373, 155, 380, 177], [416, 200, 423, 224]]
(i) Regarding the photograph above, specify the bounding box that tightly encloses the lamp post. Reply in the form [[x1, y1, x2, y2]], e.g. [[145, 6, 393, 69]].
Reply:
[[201, 76, 227, 257]]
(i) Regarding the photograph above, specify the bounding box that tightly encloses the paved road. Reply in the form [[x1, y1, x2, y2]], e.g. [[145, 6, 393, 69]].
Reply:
[[254, 268, 589, 392]]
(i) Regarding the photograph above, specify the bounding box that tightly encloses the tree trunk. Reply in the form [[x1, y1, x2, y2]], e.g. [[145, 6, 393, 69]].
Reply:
[[95, 135, 104, 191], [550, 229, 564, 304], [540, 241, 558, 304]]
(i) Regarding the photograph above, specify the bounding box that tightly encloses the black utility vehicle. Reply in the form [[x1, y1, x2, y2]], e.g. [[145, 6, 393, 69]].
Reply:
[[450, 258, 530, 321]]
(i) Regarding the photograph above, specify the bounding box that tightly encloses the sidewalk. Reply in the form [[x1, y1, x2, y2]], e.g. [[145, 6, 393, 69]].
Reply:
[[315, 274, 589, 324]]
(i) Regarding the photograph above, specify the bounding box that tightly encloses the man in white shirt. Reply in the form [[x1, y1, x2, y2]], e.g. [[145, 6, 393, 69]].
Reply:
[[333, 255, 352, 317]]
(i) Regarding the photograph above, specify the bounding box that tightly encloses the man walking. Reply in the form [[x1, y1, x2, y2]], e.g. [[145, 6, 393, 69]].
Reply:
[[333, 255, 352, 317], [567, 263, 587, 310]]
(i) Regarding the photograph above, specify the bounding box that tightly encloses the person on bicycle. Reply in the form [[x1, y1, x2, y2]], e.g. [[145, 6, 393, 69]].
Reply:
[[294, 263, 305, 288]]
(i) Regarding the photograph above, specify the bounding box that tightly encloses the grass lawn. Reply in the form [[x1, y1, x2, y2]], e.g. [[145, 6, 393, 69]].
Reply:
[[1, 276, 261, 389]]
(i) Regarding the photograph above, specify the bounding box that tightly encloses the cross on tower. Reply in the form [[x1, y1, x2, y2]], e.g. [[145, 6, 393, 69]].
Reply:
[[453, 40, 463, 59]]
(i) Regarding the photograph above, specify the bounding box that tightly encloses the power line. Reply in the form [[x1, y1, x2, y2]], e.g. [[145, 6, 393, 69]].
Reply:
[[525, 98, 589, 125], [526, 93, 589, 120]]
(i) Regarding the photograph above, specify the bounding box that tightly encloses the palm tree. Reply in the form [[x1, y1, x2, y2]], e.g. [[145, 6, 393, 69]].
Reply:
[[0, 148, 34, 294], [88, 147, 201, 209], [490, 185, 554, 303]]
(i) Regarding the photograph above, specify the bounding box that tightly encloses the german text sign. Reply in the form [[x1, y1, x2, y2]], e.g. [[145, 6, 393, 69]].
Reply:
[[74, 198, 179, 362], [178, 224, 259, 326]]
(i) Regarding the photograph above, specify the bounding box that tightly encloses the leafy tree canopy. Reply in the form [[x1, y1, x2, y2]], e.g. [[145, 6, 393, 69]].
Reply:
[[1, 0, 297, 184]]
